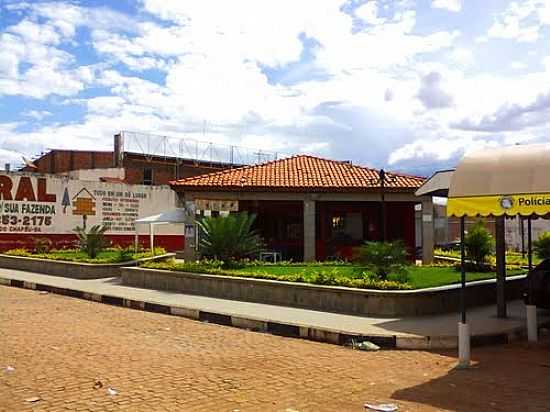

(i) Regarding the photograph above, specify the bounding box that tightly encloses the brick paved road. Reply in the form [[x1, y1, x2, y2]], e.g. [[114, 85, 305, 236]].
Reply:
[[1, 286, 549, 412]]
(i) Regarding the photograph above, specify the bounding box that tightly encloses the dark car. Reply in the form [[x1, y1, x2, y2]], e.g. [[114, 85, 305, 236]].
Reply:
[[524, 258, 550, 309]]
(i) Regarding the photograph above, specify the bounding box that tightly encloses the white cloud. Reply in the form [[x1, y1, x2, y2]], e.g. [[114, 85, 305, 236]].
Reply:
[[488, 0, 550, 42], [8, 0, 550, 176], [355, 1, 385, 25], [432, 0, 462, 13], [511, 61, 528, 70], [22, 110, 52, 120]]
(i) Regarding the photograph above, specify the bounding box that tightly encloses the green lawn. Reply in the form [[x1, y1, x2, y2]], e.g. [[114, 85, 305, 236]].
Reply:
[[142, 259, 527, 290], [5, 248, 166, 264], [235, 264, 526, 289]]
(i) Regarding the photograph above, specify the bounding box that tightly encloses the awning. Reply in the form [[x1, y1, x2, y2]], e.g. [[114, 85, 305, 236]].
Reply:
[[135, 208, 190, 225], [415, 169, 454, 197], [447, 144, 550, 217]]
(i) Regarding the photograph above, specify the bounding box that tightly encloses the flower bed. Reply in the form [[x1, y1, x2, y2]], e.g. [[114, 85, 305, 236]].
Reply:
[[0, 248, 173, 279], [141, 259, 526, 290], [5, 247, 167, 264]]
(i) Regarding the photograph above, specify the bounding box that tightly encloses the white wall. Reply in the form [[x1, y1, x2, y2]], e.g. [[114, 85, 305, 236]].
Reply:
[[0, 172, 180, 236]]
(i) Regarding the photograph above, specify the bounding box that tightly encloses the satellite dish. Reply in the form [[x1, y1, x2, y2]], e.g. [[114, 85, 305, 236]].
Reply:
[[22, 156, 38, 169]]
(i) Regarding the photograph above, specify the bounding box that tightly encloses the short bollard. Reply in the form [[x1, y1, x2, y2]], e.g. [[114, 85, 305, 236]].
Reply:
[[526, 304, 538, 342], [458, 322, 470, 368]]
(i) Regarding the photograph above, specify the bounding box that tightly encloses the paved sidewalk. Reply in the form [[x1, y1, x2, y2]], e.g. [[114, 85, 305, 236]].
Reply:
[[1, 268, 548, 349]]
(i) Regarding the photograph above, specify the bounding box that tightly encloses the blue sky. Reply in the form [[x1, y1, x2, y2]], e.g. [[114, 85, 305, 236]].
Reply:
[[2, 0, 550, 175]]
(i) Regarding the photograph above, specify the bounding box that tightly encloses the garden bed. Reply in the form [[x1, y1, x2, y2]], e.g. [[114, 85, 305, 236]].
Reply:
[[0, 249, 175, 279], [140, 260, 525, 290], [121, 264, 527, 316]]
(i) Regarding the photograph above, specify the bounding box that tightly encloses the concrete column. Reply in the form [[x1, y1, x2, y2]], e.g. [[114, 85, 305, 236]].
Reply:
[[303, 199, 316, 262], [182, 198, 198, 261], [421, 197, 434, 264]]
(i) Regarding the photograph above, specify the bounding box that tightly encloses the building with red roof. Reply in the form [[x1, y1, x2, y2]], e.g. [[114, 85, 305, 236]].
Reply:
[[171, 155, 432, 262]]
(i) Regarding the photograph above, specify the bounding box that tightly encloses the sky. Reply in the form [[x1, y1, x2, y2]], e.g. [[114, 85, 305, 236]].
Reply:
[[1, 0, 550, 176]]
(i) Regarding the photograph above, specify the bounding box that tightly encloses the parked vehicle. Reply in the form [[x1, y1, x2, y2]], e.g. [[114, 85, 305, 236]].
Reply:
[[524, 259, 550, 309]]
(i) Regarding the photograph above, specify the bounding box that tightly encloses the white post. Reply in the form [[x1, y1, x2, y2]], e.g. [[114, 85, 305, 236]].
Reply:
[[527, 304, 538, 342], [149, 223, 154, 253], [134, 230, 139, 252], [458, 322, 470, 368]]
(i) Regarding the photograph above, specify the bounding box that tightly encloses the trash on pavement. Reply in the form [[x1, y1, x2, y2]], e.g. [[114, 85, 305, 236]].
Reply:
[[38, 291, 49, 295], [354, 341, 380, 351], [364, 403, 399, 412], [25, 396, 41, 403], [5, 366, 15, 373], [107, 387, 118, 396], [93, 380, 103, 390]]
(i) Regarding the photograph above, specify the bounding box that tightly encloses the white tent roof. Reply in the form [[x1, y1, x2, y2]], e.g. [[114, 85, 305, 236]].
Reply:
[[135, 208, 189, 225]]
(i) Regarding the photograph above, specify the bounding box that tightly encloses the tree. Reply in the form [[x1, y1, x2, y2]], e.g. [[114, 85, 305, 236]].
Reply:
[[74, 225, 108, 259], [355, 240, 409, 281], [464, 220, 494, 268], [533, 231, 550, 260], [197, 212, 264, 264]]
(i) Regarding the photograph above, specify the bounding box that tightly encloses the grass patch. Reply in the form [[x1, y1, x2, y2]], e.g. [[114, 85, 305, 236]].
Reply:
[[435, 248, 540, 267], [141, 259, 527, 290], [5, 247, 167, 264]]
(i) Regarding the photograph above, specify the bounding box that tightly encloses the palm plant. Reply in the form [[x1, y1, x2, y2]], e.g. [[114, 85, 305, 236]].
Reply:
[[356, 240, 409, 281], [74, 224, 108, 259], [196, 212, 264, 265]]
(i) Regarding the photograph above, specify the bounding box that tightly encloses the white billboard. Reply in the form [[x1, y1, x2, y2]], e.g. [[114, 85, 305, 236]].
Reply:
[[0, 172, 179, 235]]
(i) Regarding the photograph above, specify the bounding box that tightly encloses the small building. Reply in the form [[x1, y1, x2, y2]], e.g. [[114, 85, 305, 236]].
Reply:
[[171, 155, 431, 262], [21, 134, 236, 186]]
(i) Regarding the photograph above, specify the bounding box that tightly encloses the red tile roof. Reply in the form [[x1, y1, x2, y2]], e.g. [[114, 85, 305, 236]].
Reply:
[[170, 155, 425, 193]]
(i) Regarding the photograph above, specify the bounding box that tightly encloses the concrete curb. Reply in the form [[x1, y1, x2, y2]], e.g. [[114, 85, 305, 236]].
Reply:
[[1, 276, 544, 351]]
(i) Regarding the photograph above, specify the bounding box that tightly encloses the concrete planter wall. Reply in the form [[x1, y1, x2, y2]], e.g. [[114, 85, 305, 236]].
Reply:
[[0, 253, 175, 280], [121, 267, 527, 317]]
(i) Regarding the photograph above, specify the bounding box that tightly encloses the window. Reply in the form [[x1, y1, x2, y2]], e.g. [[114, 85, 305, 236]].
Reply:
[[143, 168, 153, 185], [330, 212, 363, 241], [331, 216, 345, 232]]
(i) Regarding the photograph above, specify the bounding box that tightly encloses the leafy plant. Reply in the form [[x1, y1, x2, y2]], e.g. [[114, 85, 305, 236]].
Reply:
[[116, 246, 137, 262], [355, 240, 409, 281], [196, 212, 264, 265], [533, 231, 550, 260], [33, 238, 52, 254], [464, 220, 494, 269], [140, 259, 413, 290], [74, 225, 108, 259]]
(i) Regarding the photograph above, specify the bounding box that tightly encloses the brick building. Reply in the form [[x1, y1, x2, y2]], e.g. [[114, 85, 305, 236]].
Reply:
[[22, 134, 235, 185]]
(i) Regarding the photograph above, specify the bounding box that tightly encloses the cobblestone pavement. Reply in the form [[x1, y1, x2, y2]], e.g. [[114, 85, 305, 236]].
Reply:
[[1, 286, 549, 412]]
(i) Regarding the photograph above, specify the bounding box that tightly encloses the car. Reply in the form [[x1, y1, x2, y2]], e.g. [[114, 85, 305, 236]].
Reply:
[[524, 258, 550, 309]]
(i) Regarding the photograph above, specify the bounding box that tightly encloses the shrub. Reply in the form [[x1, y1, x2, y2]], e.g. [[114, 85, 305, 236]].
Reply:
[[116, 246, 136, 262], [355, 240, 409, 280], [197, 212, 264, 265], [33, 238, 52, 254], [74, 225, 108, 259], [464, 220, 494, 269], [533, 231, 550, 260]]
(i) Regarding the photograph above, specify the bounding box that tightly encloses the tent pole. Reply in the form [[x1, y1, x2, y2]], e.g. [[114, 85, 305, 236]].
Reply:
[[528, 216, 533, 271], [149, 223, 154, 253], [526, 215, 538, 342], [134, 230, 139, 253], [460, 216, 466, 323], [458, 216, 470, 367], [495, 216, 507, 318], [520, 216, 526, 258]]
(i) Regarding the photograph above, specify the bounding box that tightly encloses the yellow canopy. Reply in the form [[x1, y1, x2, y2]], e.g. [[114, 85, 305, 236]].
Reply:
[[447, 144, 550, 217]]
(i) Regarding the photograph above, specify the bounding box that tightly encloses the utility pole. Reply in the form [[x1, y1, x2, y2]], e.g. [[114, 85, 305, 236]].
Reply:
[[369, 169, 396, 242]]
